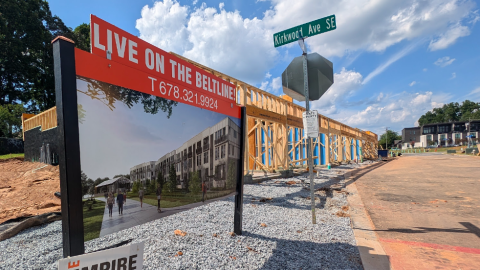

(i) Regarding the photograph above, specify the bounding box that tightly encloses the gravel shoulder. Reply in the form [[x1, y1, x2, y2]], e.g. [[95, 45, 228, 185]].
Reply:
[[0, 162, 375, 270]]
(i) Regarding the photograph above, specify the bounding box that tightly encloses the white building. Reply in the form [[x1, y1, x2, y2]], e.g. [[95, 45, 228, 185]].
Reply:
[[131, 117, 241, 190]]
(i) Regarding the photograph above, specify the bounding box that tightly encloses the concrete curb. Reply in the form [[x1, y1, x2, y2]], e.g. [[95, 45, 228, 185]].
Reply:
[[343, 162, 392, 270]]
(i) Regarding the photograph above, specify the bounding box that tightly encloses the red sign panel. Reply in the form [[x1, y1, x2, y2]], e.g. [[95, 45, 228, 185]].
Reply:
[[88, 15, 239, 116], [75, 48, 240, 118]]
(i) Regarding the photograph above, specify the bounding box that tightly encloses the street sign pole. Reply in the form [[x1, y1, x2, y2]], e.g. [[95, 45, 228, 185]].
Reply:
[[300, 37, 316, 224], [275, 14, 336, 225]]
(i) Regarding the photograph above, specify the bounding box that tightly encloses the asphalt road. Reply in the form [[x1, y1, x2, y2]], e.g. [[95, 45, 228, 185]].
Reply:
[[354, 154, 480, 270]]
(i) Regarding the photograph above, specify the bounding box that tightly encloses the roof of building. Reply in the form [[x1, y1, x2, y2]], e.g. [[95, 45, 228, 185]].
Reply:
[[96, 176, 131, 188], [422, 120, 480, 126]]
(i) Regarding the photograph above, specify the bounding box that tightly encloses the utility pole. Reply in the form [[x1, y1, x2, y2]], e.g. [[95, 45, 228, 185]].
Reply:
[[299, 36, 316, 225], [385, 127, 388, 150]]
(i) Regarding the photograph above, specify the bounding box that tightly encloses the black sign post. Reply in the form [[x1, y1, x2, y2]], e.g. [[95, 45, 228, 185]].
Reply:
[[53, 36, 84, 257], [234, 107, 246, 235]]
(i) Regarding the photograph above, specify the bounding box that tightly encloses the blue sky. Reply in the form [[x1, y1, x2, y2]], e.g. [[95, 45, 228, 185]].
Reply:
[[49, 0, 480, 136]]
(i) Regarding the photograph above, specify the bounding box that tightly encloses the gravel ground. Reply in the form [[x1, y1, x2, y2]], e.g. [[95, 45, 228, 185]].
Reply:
[[0, 162, 375, 270]]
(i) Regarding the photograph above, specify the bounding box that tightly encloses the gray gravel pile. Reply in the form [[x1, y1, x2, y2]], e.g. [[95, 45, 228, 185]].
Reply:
[[0, 163, 374, 270]]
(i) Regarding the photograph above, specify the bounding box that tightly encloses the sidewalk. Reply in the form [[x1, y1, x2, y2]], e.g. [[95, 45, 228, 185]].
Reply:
[[96, 192, 235, 237]]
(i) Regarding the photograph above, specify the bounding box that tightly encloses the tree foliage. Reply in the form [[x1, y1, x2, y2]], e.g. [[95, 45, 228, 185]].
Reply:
[[80, 171, 93, 197], [77, 77, 177, 118], [189, 171, 201, 194], [72, 23, 90, 52], [378, 130, 402, 149], [0, 0, 74, 112], [156, 171, 165, 191], [418, 100, 480, 126], [0, 104, 25, 137], [166, 164, 177, 193]]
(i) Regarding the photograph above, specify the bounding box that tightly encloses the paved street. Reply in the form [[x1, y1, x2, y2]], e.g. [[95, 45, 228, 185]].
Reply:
[[96, 193, 235, 237], [354, 154, 480, 270]]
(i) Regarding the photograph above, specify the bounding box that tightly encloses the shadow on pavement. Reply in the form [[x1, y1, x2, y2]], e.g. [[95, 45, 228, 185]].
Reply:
[[363, 222, 480, 239], [241, 231, 372, 270]]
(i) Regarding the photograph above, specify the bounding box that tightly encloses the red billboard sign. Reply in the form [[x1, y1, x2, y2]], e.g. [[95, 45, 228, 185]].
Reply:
[[85, 15, 240, 117]]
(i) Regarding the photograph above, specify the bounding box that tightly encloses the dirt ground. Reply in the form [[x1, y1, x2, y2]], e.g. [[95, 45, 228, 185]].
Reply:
[[354, 153, 480, 270], [0, 158, 61, 224]]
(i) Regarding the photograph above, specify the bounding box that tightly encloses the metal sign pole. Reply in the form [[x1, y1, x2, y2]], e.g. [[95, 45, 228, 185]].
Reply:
[[300, 37, 317, 224]]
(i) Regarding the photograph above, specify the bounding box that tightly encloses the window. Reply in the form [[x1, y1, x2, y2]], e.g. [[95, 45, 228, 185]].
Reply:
[[215, 147, 219, 160], [455, 133, 461, 139], [203, 137, 209, 146], [197, 155, 201, 166], [228, 144, 231, 155], [423, 126, 435, 134], [204, 151, 208, 163], [438, 125, 450, 133], [470, 132, 477, 138], [221, 145, 225, 158], [234, 130, 237, 138], [197, 141, 201, 149], [232, 145, 234, 156], [413, 131, 415, 134]]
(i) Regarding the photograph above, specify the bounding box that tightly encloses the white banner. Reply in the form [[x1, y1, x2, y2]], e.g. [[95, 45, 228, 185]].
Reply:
[[302, 110, 319, 138], [58, 242, 144, 270]]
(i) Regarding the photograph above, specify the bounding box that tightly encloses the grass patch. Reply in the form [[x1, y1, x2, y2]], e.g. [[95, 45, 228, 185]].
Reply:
[[126, 189, 234, 209], [83, 199, 105, 242], [0, 153, 24, 159]]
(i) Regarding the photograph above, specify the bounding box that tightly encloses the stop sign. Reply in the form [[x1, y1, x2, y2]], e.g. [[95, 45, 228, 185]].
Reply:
[[282, 53, 333, 101]]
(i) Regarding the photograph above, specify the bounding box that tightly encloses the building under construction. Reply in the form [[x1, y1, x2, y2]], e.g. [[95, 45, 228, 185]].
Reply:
[[22, 54, 378, 176]]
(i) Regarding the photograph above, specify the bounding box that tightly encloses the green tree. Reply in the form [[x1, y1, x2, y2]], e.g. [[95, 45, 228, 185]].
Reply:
[[189, 171, 201, 194], [0, 104, 25, 137], [132, 181, 140, 194], [81, 171, 93, 197], [72, 23, 90, 52], [418, 100, 480, 125], [145, 179, 151, 194], [378, 130, 401, 149], [156, 171, 165, 191], [166, 164, 177, 193], [226, 160, 236, 189], [0, 0, 74, 112]]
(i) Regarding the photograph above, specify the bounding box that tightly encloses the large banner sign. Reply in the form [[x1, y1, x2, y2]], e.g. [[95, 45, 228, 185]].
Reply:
[[53, 15, 245, 258], [76, 15, 239, 118]]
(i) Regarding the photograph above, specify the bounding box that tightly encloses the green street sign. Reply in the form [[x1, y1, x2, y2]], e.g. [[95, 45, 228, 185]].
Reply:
[[273, 15, 336, 47]]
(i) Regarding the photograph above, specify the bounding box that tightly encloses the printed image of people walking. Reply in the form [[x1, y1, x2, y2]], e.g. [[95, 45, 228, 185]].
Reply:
[[107, 193, 114, 217]]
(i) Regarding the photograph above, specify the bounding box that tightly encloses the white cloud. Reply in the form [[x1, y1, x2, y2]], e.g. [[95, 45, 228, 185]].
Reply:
[[265, 72, 272, 79], [312, 68, 363, 113], [192, 0, 198, 5], [264, 0, 475, 57], [259, 76, 283, 94], [136, 0, 278, 84], [340, 91, 452, 134], [271, 77, 282, 92], [467, 87, 480, 99], [409, 81, 416, 86], [363, 42, 418, 84], [423, 68, 428, 72], [259, 81, 269, 90], [136, 0, 477, 86], [434, 56, 455, 67], [429, 23, 470, 51], [451, 72, 456, 79]]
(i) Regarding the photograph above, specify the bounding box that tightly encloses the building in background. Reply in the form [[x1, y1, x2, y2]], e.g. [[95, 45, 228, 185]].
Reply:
[[131, 117, 241, 190], [130, 161, 156, 186], [401, 120, 480, 148]]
